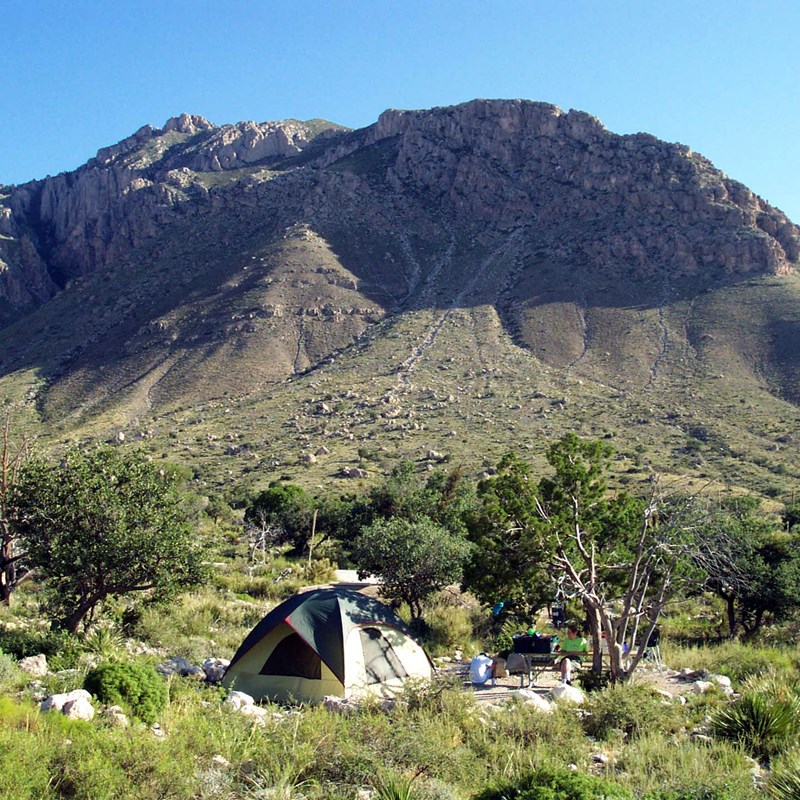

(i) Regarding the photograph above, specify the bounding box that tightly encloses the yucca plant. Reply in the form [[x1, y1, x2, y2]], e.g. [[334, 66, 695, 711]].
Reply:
[[712, 674, 800, 762], [80, 627, 125, 662], [373, 768, 424, 800]]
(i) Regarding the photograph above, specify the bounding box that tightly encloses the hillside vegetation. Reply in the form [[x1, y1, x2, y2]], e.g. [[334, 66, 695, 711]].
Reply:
[[0, 100, 797, 502]]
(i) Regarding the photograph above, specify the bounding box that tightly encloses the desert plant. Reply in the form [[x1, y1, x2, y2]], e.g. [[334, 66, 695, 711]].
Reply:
[[712, 674, 800, 761], [474, 767, 633, 800], [81, 627, 126, 662], [84, 661, 167, 724], [373, 769, 424, 800]]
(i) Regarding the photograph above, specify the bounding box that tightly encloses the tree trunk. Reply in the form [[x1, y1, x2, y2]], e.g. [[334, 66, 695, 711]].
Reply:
[[724, 593, 737, 638], [0, 568, 11, 605], [584, 601, 604, 673], [58, 596, 102, 634]]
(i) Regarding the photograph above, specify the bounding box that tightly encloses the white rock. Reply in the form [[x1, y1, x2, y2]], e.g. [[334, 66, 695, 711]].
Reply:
[[550, 683, 585, 704], [709, 673, 732, 689], [517, 689, 554, 713], [226, 691, 254, 711], [41, 689, 93, 714], [211, 755, 231, 769], [62, 697, 95, 721], [18, 654, 48, 676], [691, 681, 713, 694], [237, 704, 268, 726]]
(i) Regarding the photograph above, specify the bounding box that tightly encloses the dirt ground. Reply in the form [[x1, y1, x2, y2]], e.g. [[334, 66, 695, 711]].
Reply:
[[442, 659, 694, 703]]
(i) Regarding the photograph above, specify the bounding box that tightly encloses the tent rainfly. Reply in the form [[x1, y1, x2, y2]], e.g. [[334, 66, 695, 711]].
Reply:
[[222, 587, 434, 703]]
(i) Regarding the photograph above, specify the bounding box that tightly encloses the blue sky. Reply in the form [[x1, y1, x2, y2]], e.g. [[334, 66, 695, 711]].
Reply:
[[3, 1, 799, 221]]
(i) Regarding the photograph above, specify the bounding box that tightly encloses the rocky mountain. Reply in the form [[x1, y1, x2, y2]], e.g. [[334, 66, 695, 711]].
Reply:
[[0, 100, 798, 497]]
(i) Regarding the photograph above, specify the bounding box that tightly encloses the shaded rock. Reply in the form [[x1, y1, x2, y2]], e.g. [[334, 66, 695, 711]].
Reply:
[[63, 696, 95, 721], [101, 705, 129, 727], [158, 656, 206, 679], [203, 658, 230, 683], [340, 467, 368, 479], [322, 695, 357, 715]]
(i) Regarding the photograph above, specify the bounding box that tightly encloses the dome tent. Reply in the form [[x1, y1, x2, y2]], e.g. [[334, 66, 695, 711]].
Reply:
[[222, 587, 434, 703]]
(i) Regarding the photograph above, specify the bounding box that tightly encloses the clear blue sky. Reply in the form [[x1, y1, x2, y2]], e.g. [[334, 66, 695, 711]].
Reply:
[[3, 0, 799, 222]]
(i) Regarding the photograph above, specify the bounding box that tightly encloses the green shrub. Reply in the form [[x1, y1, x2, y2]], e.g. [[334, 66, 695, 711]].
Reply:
[[84, 662, 167, 724], [474, 767, 633, 800], [0, 626, 81, 667], [575, 669, 611, 693], [583, 683, 681, 741], [0, 649, 20, 689], [712, 674, 800, 762]]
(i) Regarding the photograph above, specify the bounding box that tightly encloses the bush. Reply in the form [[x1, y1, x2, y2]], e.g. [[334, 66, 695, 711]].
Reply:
[[583, 683, 681, 741], [474, 767, 633, 800], [712, 674, 800, 762], [575, 669, 611, 693], [0, 649, 20, 689], [84, 662, 167, 724], [0, 626, 81, 666]]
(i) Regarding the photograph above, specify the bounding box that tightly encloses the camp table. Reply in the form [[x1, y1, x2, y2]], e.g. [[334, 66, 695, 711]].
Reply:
[[517, 653, 560, 687]]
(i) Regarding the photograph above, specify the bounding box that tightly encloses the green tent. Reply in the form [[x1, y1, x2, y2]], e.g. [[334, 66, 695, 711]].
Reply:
[[222, 587, 434, 703]]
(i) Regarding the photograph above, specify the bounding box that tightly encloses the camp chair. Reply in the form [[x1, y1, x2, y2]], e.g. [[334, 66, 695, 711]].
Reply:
[[642, 628, 663, 671]]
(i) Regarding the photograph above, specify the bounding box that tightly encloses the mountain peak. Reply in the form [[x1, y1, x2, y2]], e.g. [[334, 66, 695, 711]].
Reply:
[[162, 113, 215, 135]]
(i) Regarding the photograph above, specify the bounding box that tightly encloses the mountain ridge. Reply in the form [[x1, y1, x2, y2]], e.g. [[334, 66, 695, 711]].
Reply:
[[0, 99, 798, 498]]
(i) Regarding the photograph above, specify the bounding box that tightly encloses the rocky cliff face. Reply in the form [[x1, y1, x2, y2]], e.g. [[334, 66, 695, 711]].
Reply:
[[0, 99, 798, 422]]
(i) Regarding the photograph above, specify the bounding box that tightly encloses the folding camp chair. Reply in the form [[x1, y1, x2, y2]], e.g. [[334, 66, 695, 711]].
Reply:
[[642, 628, 663, 671]]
